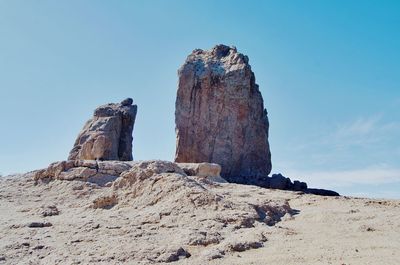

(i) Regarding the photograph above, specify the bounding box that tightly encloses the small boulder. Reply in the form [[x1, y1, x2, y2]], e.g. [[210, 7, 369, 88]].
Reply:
[[177, 163, 221, 177], [41, 205, 59, 217], [92, 194, 118, 209], [293, 180, 307, 191], [202, 248, 225, 260], [269, 174, 292, 190], [157, 247, 191, 263], [26, 222, 52, 228]]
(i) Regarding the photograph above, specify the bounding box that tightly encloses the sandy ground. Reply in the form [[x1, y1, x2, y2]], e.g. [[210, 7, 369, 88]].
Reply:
[[218, 195, 400, 265], [0, 168, 399, 265]]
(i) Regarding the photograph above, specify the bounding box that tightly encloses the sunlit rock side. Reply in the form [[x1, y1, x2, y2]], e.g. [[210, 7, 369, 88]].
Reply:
[[175, 44, 272, 184], [68, 98, 137, 161]]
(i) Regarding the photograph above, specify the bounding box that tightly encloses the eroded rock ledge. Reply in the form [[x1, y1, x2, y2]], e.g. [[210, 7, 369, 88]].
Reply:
[[30, 160, 295, 262], [33, 159, 338, 199]]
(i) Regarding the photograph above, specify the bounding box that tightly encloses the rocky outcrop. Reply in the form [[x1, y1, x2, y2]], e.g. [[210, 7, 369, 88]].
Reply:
[[252, 173, 339, 196], [177, 162, 227, 184], [175, 44, 272, 184], [33, 160, 135, 186], [305, 188, 340, 196], [177, 163, 221, 177], [22, 160, 295, 263], [68, 98, 137, 161], [33, 160, 225, 187]]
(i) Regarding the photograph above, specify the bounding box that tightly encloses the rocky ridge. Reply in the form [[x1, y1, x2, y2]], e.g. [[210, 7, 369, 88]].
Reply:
[[8, 159, 295, 264], [2, 168, 398, 265]]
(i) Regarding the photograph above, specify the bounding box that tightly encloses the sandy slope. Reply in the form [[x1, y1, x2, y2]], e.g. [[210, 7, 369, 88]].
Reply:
[[0, 165, 399, 265], [218, 195, 400, 265]]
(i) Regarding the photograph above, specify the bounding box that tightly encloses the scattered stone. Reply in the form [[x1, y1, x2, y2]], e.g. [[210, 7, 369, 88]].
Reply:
[[68, 98, 137, 161], [177, 162, 227, 183], [41, 205, 59, 217], [203, 248, 225, 260], [359, 225, 376, 232], [92, 194, 118, 209], [175, 44, 272, 184], [227, 241, 264, 252], [33, 245, 45, 250], [26, 222, 52, 228], [106, 225, 122, 229], [187, 231, 222, 246], [254, 201, 293, 226], [177, 163, 221, 177], [158, 247, 191, 263]]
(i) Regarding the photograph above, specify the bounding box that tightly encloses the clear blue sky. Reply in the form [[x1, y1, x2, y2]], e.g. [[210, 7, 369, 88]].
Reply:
[[1, 1, 399, 198]]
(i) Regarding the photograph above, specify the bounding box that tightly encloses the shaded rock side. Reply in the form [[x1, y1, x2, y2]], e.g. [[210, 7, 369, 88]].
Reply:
[[175, 44, 272, 183], [254, 173, 339, 196], [68, 98, 137, 161]]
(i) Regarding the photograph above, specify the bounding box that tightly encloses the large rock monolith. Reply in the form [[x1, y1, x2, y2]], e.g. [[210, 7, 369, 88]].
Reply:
[[68, 98, 137, 161], [175, 45, 272, 184]]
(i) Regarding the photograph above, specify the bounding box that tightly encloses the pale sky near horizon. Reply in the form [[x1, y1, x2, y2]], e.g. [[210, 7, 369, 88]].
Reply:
[[1, 1, 399, 198]]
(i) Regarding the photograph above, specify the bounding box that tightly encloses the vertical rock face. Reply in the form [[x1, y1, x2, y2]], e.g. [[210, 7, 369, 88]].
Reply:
[[68, 98, 137, 161], [175, 44, 272, 183]]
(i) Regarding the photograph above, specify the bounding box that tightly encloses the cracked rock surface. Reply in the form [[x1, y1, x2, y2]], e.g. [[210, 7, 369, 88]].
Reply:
[[68, 98, 137, 161], [175, 44, 272, 184]]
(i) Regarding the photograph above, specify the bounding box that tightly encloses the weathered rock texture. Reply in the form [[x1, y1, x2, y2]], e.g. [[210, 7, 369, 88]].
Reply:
[[1, 165, 396, 264], [175, 44, 272, 184], [249, 173, 339, 196], [27, 160, 293, 263], [177, 162, 221, 177], [68, 98, 137, 161]]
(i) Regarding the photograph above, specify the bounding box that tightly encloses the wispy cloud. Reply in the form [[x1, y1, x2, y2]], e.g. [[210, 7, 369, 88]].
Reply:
[[287, 114, 400, 154], [335, 115, 380, 137], [275, 114, 400, 198], [295, 167, 400, 187], [330, 114, 400, 148], [284, 166, 400, 199]]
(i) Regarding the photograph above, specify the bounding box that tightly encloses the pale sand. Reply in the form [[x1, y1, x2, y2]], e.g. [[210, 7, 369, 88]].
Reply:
[[0, 173, 399, 265]]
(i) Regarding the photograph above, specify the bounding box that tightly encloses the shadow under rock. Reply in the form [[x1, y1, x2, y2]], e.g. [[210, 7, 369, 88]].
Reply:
[[87, 175, 119, 187]]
